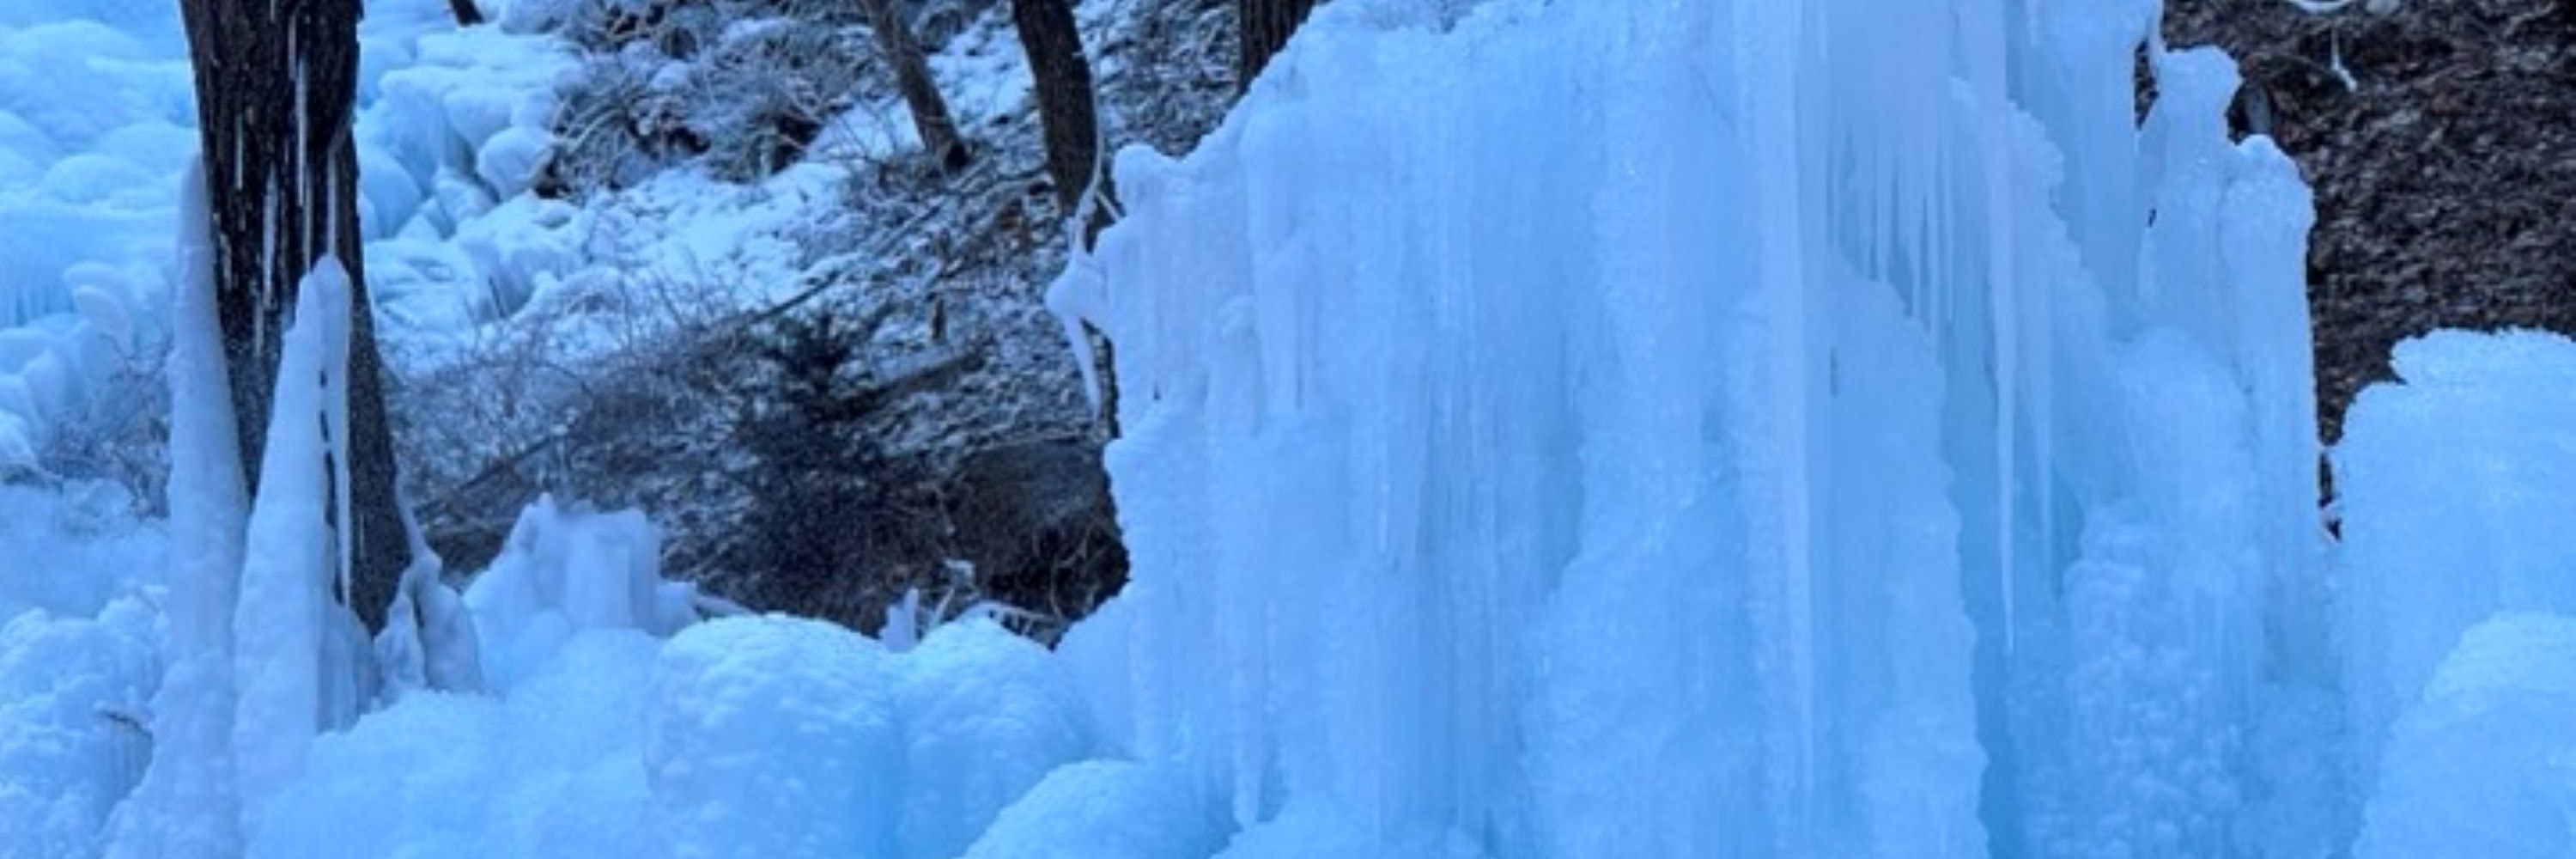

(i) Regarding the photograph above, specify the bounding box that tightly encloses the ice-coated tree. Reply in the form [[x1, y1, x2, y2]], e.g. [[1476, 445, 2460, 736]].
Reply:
[[178, 0, 412, 633], [860, 0, 972, 171], [1237, 0, 1320, 93]]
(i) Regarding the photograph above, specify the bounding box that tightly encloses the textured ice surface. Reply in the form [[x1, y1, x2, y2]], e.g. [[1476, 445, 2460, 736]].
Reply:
[[1050, 0, 2318, 855], [0, 601, 157, 857], [2336, 331, 2576, 789], [2356, 612, 2576, 859], [44, 0, 2576, 856], [246, 629, 659, 859], [895, 618, 1094, 859], [462, 496, 702, 691], [961, 760, 1230, 859], [646, 615, 905, 859]]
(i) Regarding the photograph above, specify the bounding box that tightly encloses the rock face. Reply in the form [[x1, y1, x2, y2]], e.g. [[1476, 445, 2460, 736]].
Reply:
[[2163, 1, 2576, 445]]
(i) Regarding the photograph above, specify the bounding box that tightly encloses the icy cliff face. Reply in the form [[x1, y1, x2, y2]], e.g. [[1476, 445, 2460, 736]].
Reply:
[[1054, 0, 2323, 855]]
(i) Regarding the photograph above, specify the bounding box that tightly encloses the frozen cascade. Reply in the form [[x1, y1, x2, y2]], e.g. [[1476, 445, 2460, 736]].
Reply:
[[1052, 0, 2322, 856]]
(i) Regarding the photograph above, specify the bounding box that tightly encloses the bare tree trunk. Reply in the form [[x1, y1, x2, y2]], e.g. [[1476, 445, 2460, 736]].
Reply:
[[1009, 0, 1119, 437], [1237, 0, 1320, 93], [860, 0, 972, 172], [1009, 0, 1102, 218], [180, 0, 413, 633], [447, 0, 486, 27]]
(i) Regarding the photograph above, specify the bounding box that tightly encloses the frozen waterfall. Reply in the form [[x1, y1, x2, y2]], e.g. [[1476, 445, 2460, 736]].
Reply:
[[1051, 0, 2327, 855]]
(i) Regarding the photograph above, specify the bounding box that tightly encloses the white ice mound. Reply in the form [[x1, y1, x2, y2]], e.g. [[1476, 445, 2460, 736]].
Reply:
[[962, 760, 1229, 859], [2336, 330, 2576, 794], [895, 618, 1094, 859], [644, 614, 903, 859], [2357, 612, 2576, 859]]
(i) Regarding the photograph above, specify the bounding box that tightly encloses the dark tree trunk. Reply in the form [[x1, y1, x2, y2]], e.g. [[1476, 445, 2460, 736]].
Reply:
[[1009, 0, 1119, 437], [860, 0, 972, 172], [181, 0, 413, 633], [447, 0, 485, 27], [1009, 0, 1103, 219], [1236, 0, 1319, 93]]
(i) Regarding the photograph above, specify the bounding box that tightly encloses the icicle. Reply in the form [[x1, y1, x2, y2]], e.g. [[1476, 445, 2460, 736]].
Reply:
[[291, 21, 312, 260], [230, 255, 356, 826], [102, 155, 250, 859], [257, 181, 279, 359], [1964, 0, 2022, 658], [1738, 0, 1818, 833], [1043, 256, 1106, 415]]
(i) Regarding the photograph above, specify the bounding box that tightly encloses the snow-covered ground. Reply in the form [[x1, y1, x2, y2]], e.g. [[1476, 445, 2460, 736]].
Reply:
[[8, 0, 2576, 856]]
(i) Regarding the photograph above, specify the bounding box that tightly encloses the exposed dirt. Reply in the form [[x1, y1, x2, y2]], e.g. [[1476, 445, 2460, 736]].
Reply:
[[2163, 0, 2576, 445]]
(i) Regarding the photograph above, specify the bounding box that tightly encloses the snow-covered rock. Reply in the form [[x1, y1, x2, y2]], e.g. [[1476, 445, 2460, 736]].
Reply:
[[895, 618, 1093, 859], [645, 614, 903, 859], [962, 760, 1228, 859]]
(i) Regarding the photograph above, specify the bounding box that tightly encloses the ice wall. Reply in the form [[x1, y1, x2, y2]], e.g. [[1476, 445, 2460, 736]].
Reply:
[[1054, 0, 2322, 856]]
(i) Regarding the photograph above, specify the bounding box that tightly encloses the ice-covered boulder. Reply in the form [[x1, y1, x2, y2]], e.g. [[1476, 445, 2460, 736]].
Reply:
[[961, 760, 1229, 859], [645, 615, 904, 859], [896, 618, 1095, 859]]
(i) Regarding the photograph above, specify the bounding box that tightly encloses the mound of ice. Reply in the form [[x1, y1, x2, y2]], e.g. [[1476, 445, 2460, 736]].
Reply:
[[962, 760, 1230, 859], [2355, 612, 2576, 859], [246, 629, 660, 859], [896, 618, 1095, 859], [0, 15, 192, 331], [645, 614, 904, 859], [2335, 331, 2576, 791], [0, 2, 192, 468], [356, 21, 581, 344]]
